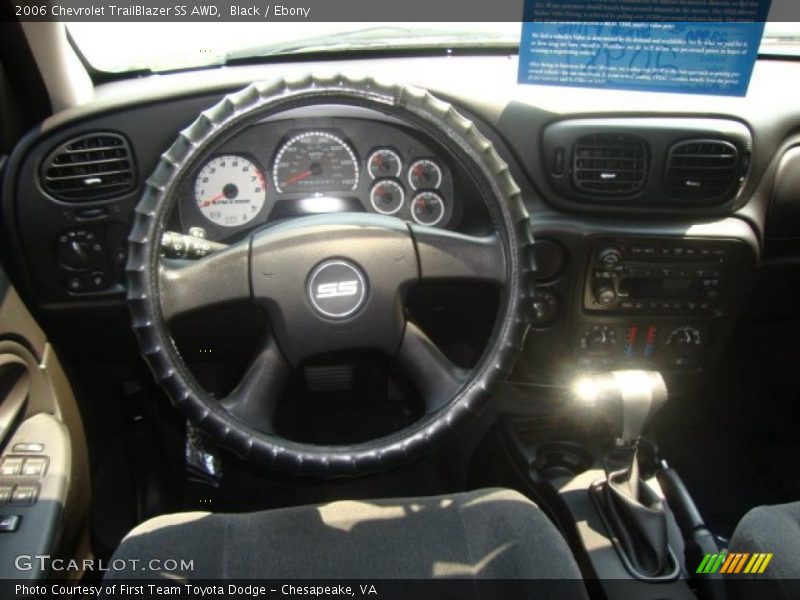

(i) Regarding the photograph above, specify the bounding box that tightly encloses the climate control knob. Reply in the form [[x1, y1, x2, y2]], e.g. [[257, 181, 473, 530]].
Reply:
[[579, 325, 618, 354], [666, 326, 702, 349], [665, 326, 703, 369]]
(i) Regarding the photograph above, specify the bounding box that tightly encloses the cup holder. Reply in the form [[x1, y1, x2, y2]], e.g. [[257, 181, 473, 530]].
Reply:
[[533, 442, 594, 479]]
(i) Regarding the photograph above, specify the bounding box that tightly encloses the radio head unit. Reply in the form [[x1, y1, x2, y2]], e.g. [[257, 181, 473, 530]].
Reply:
[[584, 239, 733, 316]]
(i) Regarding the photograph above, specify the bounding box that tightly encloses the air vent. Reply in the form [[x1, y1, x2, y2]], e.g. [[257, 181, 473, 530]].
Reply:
[[572, 134, 648, 197], [41, 133, 135, 201], [665, 140, 740, 200]]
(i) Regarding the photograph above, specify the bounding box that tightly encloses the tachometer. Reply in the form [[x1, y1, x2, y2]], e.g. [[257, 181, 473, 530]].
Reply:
[[194, 155, 266, 228], [273, 131, 359, 194]]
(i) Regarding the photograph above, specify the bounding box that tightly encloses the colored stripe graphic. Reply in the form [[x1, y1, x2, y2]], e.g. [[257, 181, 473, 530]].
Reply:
[[757, 554, 773, 573], [698, 553, 774, 575]]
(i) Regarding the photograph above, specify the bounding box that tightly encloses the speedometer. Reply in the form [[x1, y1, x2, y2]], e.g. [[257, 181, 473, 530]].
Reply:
[[273, 131, 359, 194], [194, 155, 266, 228]]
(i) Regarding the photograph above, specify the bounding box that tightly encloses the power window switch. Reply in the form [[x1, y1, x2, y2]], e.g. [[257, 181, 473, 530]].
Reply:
[[21, 457, 48, 478], [0, 515, 20, 532], [0, 457, 23, 476], [0, 486, 12, 504], [10, 486, 38, 506], [0, 515, 22, 533], [12, 443, 44, 453]]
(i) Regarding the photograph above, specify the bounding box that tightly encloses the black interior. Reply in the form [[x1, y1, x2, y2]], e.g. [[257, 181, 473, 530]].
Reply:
[[1, 21, 799, 597]]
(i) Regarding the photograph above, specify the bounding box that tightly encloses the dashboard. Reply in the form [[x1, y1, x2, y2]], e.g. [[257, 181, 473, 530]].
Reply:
[[2, 54, 799, 398], [176, 112, 458, 242]]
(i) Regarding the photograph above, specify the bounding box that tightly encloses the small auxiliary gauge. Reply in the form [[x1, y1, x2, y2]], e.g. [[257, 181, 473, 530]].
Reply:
[[408, 159, 442, 190], [369, 180, 405, 215], [367, 149, 402, 179], [411, 191, 445, 226]]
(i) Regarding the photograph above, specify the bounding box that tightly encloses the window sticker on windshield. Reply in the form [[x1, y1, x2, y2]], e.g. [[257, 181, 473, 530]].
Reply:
[[518, 0, 773, 96]]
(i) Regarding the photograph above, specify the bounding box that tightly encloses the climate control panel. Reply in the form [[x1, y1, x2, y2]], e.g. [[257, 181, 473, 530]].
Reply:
[[577, 323, 706, 370]]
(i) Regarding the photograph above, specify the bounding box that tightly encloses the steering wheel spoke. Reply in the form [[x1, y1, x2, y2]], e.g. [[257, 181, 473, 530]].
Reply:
[[220, 337, 289, 434], [159, 241, 251, 321], [397, 321, 468, 414], [410, 225, 505, 285]]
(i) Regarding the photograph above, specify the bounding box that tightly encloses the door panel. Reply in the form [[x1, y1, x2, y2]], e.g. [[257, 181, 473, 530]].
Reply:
[[0, 265, 90, 580]]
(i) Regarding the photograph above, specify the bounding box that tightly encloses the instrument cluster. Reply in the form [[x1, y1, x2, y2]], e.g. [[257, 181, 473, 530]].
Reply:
[[178, 117, 456, 241]]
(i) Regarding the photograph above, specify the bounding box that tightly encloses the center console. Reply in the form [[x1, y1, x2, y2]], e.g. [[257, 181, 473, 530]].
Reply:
[[577, 235, 749, 372], [497, 214, 757, 599], [511, 215, 759, 392], [496, 371, 723, 600]]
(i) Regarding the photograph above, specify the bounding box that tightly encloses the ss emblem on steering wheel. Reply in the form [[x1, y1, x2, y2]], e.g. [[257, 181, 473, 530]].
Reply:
[[307, 259, 368, 319]]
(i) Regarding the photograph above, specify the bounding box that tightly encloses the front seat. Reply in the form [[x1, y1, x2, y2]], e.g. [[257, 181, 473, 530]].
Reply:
[[727, 502, 800, 599], [106, 488, 586, 591]]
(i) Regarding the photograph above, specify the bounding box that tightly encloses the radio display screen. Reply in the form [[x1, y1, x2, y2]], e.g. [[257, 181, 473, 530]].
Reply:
[[619, 278, 704, 300]]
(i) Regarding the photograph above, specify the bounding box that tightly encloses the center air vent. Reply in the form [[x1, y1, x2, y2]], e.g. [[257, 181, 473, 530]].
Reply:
[[665, 140, 739, 200], [665, 140, 740, 200], [572, 134, 648, 197], [41, 133, 136, 201]]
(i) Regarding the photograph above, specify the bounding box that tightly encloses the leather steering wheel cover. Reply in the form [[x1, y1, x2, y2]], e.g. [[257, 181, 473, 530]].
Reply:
[[126, 75, 535, 477]]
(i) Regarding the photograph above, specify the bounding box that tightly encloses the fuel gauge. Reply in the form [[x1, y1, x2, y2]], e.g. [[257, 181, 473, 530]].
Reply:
[[411, 191, 445, 226]]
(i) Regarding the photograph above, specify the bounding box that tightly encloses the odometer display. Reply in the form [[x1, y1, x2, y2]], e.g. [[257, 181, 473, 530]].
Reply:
[[273, 131, 359, 194]]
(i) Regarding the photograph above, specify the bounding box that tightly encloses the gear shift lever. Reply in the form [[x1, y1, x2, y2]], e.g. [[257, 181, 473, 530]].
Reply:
[[573, 370, 667, 444], [573, 370, 672, 578]]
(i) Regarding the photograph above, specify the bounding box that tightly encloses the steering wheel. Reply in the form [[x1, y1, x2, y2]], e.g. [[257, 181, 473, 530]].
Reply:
[[127, 75, 534, 477]]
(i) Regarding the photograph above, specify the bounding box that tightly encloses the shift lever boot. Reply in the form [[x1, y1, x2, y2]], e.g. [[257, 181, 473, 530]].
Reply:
[[604, 446, 670, 577]]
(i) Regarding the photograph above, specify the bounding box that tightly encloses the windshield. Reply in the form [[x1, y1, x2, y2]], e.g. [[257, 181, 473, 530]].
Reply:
[[67, 22, 800, 74]]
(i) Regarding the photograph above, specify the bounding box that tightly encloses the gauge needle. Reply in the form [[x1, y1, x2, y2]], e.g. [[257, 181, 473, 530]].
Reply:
[[281, 169, 313, 187], [200, 193, 226, 207]]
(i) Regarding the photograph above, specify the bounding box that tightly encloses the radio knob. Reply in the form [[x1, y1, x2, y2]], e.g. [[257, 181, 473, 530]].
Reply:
[[596, 286, 617, 306], [598, 247, 622, 270]]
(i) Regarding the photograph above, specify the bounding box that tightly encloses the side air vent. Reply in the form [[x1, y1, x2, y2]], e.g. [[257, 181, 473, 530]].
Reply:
[[572, 134, 648, 197], [665, 140, 740, 200], [41, 133, 136, 201]]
